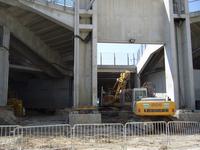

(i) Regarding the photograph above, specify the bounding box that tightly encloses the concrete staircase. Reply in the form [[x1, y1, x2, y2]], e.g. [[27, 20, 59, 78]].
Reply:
[[0, 0, 74, 30]]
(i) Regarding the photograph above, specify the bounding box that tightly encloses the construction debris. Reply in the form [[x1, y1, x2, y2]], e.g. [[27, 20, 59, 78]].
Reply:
[[0, 107, 17, 125]]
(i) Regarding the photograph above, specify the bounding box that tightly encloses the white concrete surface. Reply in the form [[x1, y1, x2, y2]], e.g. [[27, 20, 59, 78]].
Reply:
[[137, 44, 163, 74]]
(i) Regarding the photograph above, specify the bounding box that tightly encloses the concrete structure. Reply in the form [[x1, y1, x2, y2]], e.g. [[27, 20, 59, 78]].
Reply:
[[190, 11, 200, 109], [0, 0, 197, 111], [69, 112, 101, 125], [138, 11, 200, 110], [137, 46, 166, 98], [0, 26, 10, 106], [98, 65, 136, 73]]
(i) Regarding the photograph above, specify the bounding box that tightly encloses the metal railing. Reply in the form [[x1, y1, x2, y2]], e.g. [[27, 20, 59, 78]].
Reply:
[[15, 124, 71, 150], [125, 122, 167, 149], [0, 125, 19, 150], [167, 121, 200, 149], [50, 0, 74, 7], [1, 121, 200, 149], [73, 123, 124, 149], [30, 0, 74, 7]]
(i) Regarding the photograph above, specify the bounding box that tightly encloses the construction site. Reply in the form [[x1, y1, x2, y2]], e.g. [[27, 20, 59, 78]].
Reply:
[[0, 0, 200, 149]]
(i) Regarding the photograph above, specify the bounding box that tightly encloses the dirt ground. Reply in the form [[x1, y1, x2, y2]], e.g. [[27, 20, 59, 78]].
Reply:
[[0, 110, 199, 150], [1, 135, 200, 150]]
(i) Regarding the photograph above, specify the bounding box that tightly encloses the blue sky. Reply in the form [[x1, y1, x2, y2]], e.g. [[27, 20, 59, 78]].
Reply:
[[98, 1, 200, 65], [97, 43, 141, 65], [189, 0, 200, 12]]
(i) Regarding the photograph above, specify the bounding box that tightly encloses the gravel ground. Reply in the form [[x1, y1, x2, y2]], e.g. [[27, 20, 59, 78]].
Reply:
[[1, 135, 200, 150]]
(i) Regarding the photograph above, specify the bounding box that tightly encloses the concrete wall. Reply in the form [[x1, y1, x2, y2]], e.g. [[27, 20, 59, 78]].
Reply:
[[142, 71, 166, 98], [19, 77, 73, 109], [194, 70, 200, 100], [97, 0, 166, 43]]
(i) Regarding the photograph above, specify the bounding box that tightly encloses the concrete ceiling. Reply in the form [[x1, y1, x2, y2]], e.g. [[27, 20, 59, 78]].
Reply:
[[0, 2, 74, 77], [140, 48, 165, 78]]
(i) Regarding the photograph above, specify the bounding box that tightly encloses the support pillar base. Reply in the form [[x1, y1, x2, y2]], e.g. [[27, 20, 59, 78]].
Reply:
[[175, 109, 200, 121]]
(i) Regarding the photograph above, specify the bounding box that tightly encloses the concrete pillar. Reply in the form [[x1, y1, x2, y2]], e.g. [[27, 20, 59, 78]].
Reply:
[[74, 0, 97, 107], [134, 73, 140, 88], [0, 26, 10, 106], [73, 0, 80, 107], [164, 0, 195, 109], [92, 0, 98, 106]]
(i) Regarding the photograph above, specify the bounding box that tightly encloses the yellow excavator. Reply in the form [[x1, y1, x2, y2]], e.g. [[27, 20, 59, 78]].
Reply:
[[101, 70, 131, 107], [101, 70, 176, 117], [133, 88, 176, 116]]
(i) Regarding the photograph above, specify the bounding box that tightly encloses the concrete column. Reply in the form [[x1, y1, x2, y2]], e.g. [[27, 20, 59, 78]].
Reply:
[[73, 0, 80, 107], [164, 0, 195, 109], [0, 26, 10, 106], [74, 0, 97, 107], [134, 73, 140, 88], [78, 37, 93, 106], [92, 0, 98, 106]]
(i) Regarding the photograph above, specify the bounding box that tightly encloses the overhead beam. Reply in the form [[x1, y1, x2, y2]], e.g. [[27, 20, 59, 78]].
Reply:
[[9, 64, 43, 73], [97, 65, 137, 73]]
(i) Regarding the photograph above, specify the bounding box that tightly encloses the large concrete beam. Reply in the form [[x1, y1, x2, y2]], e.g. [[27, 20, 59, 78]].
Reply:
[[0, 0, 74, 31], [0, 9, 72, 77], [98, 65, 137, 73], [97, 0, 167, 43], [9, 64, 43, 73]]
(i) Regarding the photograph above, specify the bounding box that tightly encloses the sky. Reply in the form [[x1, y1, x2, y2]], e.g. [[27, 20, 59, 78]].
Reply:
[[98, 1, 200, 65], [189, 0, 200, 12], [97, 43, 141, 65]]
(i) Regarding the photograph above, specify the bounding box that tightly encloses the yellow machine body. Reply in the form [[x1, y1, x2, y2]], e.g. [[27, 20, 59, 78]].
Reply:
[[134, 100, 176, 116]]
